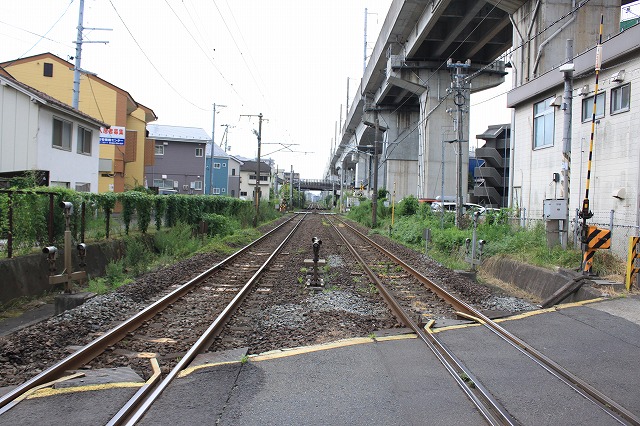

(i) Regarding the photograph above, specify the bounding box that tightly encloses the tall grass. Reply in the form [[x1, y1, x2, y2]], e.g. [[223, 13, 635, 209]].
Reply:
[[348, 203, 621, 275]]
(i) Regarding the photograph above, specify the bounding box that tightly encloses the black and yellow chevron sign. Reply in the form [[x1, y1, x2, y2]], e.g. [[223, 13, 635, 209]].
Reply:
[[585, 225, 611, 249], [625, 236, 640, 290], [582, 225, 611, 273]]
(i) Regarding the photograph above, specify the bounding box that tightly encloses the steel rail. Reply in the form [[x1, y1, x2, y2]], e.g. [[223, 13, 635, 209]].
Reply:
[[329, 218, 516, 426], [122, 213, 308, 425], [0, 214, 301, 412], [338, 218, 640, 426]]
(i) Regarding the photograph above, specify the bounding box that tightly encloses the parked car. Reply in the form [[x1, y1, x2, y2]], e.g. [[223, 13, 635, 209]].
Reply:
[[431, 202, 485, 214]]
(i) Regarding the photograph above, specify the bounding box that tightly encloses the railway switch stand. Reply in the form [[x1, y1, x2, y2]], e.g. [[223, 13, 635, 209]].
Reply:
[[45, 201, 88, 294], [305, 237, 325, 289]]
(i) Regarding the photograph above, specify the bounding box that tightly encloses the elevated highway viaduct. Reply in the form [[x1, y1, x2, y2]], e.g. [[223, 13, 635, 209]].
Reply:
[[328, 0, 632, 206]]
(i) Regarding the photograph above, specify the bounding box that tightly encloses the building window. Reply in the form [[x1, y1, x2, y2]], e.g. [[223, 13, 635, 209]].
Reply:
[[581, 92, 605, 122], [75, 182, 90, 192], [249, 174, 268, 181], [611, 83, 630, 114], [43, 62, 53, 77], [231, 168, 236, 176], [155, 144, 164, 155], [222, 188, 226, 193], [213, 188, 221, 194], [52, 117, 72, 150], [195, 147, 203, 157], [50, 181, 70, 188], [153, 178, 174, 188], [214, 162, 221, 169], [533, 97, 555, 148], [192, 181, 202, 190], [240, 191, 247, 196], [222, 163, 227, 167], [77, 126, 92, 154]]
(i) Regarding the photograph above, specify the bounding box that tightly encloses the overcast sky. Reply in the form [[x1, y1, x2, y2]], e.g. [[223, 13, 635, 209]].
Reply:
[[1, 1, 638, 179], [1, 0, 391, 179]]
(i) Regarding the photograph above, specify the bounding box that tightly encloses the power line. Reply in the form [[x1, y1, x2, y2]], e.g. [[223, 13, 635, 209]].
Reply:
[[18, 0, 75, 60], [222, 0, 270, 103], [209, 0, 267, 108], [0, 20, 74, 65], [107, 0, 208, 111], [163, 0, 243, 103]]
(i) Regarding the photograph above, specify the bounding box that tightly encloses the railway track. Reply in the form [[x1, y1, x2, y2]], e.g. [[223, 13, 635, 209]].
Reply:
[[330, 217, 640, 426], [0, 213, 306, 423], [2, 213, 634, 425]]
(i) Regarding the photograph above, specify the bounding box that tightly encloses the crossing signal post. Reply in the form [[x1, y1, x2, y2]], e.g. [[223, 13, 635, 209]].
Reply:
[[579, 15, 604, 274]]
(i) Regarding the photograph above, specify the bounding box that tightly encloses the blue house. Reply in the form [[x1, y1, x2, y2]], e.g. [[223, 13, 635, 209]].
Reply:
[[205, 142, 229, 195]]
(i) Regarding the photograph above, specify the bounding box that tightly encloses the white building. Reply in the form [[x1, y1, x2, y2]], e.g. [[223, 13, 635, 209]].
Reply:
[[507, 23, 639, 253], [0, 73, 106, 192], [239, 160, 272, 202]]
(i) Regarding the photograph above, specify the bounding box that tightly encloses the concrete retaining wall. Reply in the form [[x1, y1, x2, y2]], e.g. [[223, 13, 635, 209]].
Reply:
[[0, 240, 125, 305], [480, 256, 602, 303]]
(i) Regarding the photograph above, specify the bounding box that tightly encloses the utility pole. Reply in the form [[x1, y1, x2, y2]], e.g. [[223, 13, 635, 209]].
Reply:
[[561, 40, 574, 249], [363, 9, 378, 73], [290, 165, 294, 210], [364, 8, 368, 74], [208, 103, 226, 195], [372, 109, 380, 227], [209, 103, 228, 195], [72, 0, 110, 109], [220, 124, 233, 152], [241, 113, 265, 227], [447, 59, 471, 229]]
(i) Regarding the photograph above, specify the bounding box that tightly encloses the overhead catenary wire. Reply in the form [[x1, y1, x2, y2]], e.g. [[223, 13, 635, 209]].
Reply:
[[107, 0, 208, 111], [162, 0, 243, 104], [209, 0, 269, 110]]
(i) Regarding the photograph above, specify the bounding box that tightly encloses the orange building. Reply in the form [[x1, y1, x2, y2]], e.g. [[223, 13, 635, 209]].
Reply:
[[0, 53, 157, 193]]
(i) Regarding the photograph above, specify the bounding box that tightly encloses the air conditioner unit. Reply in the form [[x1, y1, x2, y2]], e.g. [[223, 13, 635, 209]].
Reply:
[[173, 181, 179, 188], [611, 70, 625, 83], [99, 158, 113, 172]]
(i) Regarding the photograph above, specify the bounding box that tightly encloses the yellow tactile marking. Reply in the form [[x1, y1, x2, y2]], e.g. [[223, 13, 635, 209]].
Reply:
[[375, 333, 417, 342], [178, 360, 240, 378], [177, 334, 419, 378], [428, 298, 608, 333], [26, 382, 144, 399], [249, 336, 374, 361]]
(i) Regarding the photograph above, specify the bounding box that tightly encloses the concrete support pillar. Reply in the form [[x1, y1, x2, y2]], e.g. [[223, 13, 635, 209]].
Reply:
[[417, 69, 466, 202]]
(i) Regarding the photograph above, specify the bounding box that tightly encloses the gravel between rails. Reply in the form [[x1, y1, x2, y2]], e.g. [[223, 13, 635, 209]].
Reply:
[[0, 213, 537, 387]]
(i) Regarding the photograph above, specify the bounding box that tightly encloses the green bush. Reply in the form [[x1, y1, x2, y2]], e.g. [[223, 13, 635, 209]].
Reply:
[[154, 222, 201, 258], [202, 213, 235, 237], [397, 195, 419, 217], [124, 236, 153, 276]]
